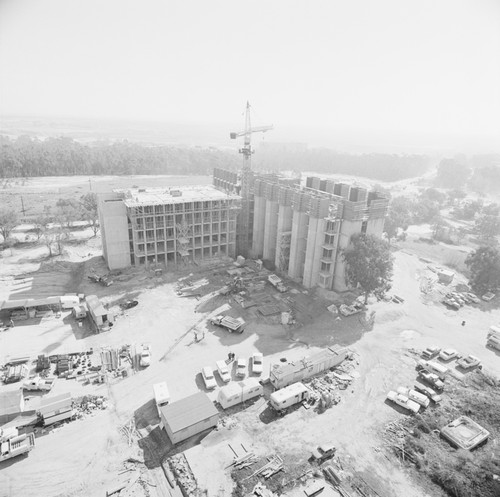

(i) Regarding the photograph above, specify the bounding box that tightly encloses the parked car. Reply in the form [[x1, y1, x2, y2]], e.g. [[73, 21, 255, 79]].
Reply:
[[482, 292, 495, 302], [310, 444, 336, 463], [251, 352, 263, 375], [139, 344, 151, 367], [396, 386, 430, 408], [236, 357, 247, 378], [201, 366, 217, 389], [216, 360, 231, 382], [467, 293, 480, 304], [439, 348, 459, 362], [422, 346, 441, 359], [386, 390, 420, 414], [413, 384, 442, 403], [442, 298, 460, 310], [418, 369, 444, 391], [457, 355, 482, 371], [120, 299, 138, 310]]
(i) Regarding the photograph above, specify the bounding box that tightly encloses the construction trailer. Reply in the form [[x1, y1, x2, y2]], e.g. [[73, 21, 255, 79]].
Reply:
[[217, 378, 263, 409], [60, 295, 80, 310], [38, 393, 73, 426], [85, 295, 113, 330], [269, 382, 311, 411], [0, 390, 26, 426], [0, 427, 35, 462], [270, 345, 348, 390], [159, 392, 219, 444]]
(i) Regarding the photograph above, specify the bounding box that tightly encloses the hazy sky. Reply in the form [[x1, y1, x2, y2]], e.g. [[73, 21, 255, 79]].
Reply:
[[1, 0, 500, 150]]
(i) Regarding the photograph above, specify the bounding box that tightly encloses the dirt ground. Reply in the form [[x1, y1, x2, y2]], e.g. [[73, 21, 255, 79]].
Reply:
[[1, 198, 500, 496]]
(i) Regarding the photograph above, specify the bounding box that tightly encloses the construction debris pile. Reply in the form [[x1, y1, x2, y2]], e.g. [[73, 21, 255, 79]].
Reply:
[[217, 415, 238, 430], [242, 454, 284, 481], [168, 453, 205, 497], [380, 420, 417, 463], [120, 419, 140, 447], [74, 395, 109, 418]]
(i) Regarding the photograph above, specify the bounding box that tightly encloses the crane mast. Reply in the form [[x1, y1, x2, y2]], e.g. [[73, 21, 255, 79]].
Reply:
[[230, 102, 273, 256]]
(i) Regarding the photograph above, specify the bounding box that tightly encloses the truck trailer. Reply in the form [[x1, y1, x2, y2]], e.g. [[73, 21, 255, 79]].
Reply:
[[269, 382, 311, 412], [0, 428, 35, 462], [210, 315, 245, 333], [217, 378, 263, 409]]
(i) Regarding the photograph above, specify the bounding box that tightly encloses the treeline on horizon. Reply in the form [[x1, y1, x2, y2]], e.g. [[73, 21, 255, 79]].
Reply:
[[1, 135, 497, 183]]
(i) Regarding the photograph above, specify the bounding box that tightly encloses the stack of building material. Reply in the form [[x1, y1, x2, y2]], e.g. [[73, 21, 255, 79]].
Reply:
[[243, 454, 283, 481], [100, 347, 121, 371]]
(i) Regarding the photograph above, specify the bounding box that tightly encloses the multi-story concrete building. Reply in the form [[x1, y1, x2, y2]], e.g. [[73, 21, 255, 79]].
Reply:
[[213, 169, 389, 292], [98, 186, 241, 270]]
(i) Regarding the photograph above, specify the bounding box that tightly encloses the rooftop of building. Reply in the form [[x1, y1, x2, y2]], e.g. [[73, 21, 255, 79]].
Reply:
[[160, 392, 219, 433], [114, 185, 241, 207]]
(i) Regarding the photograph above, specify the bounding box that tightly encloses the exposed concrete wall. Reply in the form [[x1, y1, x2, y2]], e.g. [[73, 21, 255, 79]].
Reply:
[[262, 200, 279, 263], [288, 211, 308, 280], [302, 217, 326, 288], [98, 194, 131, 270], [366, 217, 385, 237], [333, 219, 362, 292], [274, 205, 293, 269], [251, 195, 266, 258]]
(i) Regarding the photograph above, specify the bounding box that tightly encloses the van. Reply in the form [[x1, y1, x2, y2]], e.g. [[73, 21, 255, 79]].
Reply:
[[269, 382, 310, 411], [418, 359, 448, 380], [153, 382, 170, 416]]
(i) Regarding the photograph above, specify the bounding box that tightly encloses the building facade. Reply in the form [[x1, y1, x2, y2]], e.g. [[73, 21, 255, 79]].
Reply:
[[98, 186, 241, 270], [214, 169, 389, 292]]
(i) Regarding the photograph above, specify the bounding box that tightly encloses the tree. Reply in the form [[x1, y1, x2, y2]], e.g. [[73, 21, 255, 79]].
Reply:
[[342, 234, 394, 303], [435, 158, 471, 189], [80, 193, 99, 236], [482, 203, 500, 216], [56, 198, 81, 229], [452, 200, 482, 220], [32, 205, 53, 241], [431, 215, 448, 241], [475, 214, 500, 244], [447, 189, 467, 206], [0, 207, 19, 241], [421, 188, 446, 207], [465, 246, 500, 294]]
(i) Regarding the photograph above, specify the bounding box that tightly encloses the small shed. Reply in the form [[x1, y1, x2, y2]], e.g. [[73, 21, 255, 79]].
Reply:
[[0, 390, 25, 426], [159, 392, 219, 444], [38, 393, 73, 426], [438, 269, 455, 285], [85, 295, 113, 328]]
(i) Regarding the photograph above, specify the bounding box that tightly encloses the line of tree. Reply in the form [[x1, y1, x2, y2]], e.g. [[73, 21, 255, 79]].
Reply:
[[0, 135, 432, 182]]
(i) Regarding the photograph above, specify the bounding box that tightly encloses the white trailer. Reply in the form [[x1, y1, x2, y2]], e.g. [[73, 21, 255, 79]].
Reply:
[[268, 274, 287, 292], [269, 382, 310, 411], [217, 378, 263, 409], [270, 346, 347, 389], [153, 382, 170, 416], [0, 428, 35, 462]]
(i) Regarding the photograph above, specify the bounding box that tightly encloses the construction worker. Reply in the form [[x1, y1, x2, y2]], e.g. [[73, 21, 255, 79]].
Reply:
[[9, 318, 14, 328]]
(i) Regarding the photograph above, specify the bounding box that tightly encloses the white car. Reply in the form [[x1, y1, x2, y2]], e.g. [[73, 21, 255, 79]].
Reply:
[[201, 366, 217, 389], [236, 357, 247, 378], [386, 390, 420, 414], [140, 344, 152, 367], [216, 360, 231, 382], [397, 386, 430, 408], [439, 348, 459, 362], [251, 352, 263, 375]]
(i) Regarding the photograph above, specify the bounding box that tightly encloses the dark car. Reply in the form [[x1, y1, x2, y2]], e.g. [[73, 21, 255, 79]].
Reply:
[[120, 299, 138, 310]]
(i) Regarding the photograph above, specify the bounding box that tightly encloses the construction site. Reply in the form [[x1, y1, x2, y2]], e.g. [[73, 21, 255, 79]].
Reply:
[[1, 110, 500, 497]]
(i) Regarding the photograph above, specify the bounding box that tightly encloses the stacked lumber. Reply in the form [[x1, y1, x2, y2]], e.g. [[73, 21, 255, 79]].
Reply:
[[243, 455, 284, 481]]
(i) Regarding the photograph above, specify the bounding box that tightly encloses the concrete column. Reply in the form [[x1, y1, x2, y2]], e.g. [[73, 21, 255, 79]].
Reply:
[[333, 220, 362, 291], [288, 211, 308, 280], [274, 205, 293, 269], [251, 195, 266, 258], [302, 217, 326, 288], [262, 200, 279, 263]]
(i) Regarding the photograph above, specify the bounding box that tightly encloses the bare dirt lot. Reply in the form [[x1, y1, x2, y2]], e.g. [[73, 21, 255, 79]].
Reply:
[[1, 182, 500, 497]]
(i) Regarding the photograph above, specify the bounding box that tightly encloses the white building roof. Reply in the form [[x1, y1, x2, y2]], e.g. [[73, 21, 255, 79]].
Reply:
[[117, 186, 241, 207]]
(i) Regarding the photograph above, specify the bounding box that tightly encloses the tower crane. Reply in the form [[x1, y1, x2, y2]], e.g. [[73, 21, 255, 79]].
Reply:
[[230, 102, 273, 256]]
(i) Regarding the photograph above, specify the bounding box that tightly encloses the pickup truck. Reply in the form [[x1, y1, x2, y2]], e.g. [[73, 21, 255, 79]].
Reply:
[[396, 386, 430, 408], [457, 355, 482, 371], [140, 344, 152, 367], [23, 376, 55, 391], [210, 315, 245, 333], [0, 427, 35, 462], [310, 444, 336, 463], [268, 274, 287, 292], [418, 369, 444, 391], [339, 303, 364, 317], [413, 384, 442, 403], [386, 390, 420, 414]]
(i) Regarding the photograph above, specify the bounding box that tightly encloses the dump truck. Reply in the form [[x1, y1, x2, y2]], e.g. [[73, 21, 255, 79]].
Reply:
[[0, 427, 35, 462], [210, 315, 245, 333], [23, 376, 55, 391], [267, 274, 287, 292]]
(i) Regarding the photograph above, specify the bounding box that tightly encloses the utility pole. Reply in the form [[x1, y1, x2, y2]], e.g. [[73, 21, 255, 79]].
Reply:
[[230, 102, 273, 256], [89, 178, 92, 191], [20, 197, 26, 217]]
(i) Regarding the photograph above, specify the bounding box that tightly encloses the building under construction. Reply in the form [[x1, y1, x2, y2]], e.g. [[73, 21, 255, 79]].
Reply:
[[98, 171, 388, 292], [98, 186, 241, 270], [213, 168, 389, 291]]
